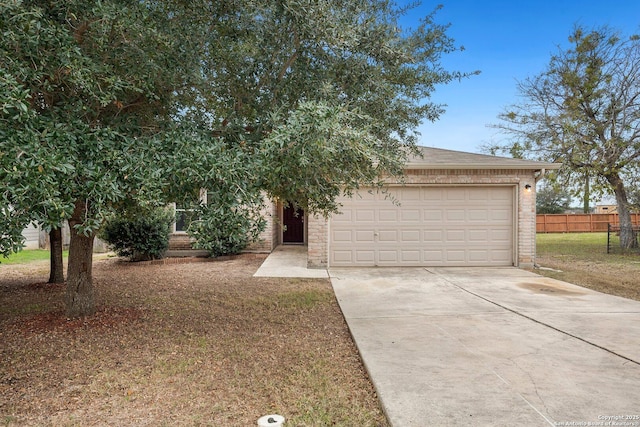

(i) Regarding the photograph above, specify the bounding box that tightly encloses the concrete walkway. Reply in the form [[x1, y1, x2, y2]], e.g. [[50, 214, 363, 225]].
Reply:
[[330, 267, 640, 426], [253, 250, 640, 426], [253, 245, 328, 278]]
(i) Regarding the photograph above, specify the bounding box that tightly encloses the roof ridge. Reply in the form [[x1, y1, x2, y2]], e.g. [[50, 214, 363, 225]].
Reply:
[[407, 146, 561, 170]]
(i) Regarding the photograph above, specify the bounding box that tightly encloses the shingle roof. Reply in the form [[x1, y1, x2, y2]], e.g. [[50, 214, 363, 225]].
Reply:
[[406, 146, 561, 170]]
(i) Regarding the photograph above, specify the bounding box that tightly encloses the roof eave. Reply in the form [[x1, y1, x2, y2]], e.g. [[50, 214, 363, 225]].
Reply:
[[405, 163, 562, 171]]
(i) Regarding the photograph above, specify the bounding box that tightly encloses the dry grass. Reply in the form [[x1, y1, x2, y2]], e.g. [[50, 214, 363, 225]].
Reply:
[[535, 232, 640, 301], [0, 256, 389, 426]]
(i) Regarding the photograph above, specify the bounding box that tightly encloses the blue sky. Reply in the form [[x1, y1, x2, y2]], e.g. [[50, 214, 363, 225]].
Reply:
[[401, 1, 640, 153]]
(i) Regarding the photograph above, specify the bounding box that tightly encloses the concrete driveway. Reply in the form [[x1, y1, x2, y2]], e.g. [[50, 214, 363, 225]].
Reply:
[[329, 267, 640, 427]]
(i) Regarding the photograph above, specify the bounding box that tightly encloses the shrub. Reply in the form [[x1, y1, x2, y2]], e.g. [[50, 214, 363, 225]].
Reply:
[[100, 206, 173, 261], [187, 192, 265, 257]]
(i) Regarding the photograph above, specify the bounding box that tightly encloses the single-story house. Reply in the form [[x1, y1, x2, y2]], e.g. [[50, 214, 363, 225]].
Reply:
[[21, 223, 42, 249], [594, 204, 618, 214], [232, 146, 560, 269], [18, 222, 108, 252]]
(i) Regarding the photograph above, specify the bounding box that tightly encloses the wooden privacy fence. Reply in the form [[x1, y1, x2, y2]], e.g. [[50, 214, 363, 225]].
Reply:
[[537, 213, 640, 233]]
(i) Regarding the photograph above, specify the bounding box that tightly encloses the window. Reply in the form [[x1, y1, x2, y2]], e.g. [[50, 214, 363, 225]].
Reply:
[[174, 203, 195, 233], [172, 190, 207, 233]]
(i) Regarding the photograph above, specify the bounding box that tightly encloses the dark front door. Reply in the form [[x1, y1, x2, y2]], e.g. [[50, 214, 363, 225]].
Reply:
[[283, 205, 304, 244]]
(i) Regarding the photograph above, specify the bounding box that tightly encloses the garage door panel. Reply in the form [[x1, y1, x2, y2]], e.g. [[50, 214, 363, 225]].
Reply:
[[355, 230, 375, 242], [355, 251, 375, 262], [489, 228, 512, 242], [491, 250, 512, 263], [400, 250, 421, 262], [446, 210, 466, 221], [424, 230, 443, 241], [424, 210, 443, 221], [400, 188, 421, 200], [420, 188, 437, 200], [446, 250, 466, 262], [332, 210, 352, 222], [424, 250, 444, 262], [332, 230, 352, 242], [401, 230, 421, 242], [378, 210, 398, 222], [491, 190, 512, 201], [468, 230, 489, 241], [356, 191, 376, 201], [356, 210, 375, 222], [469, 250, 490, 262], [491, 209, 511, 221], [378, 250, 398, 262], [445, 188, 466, 201], [446, 230, 465, 242], [330, 186, 514, 267], [468, 209, 489, 221], [333, 251, 353, 263], [400, 209, 421, 221], [469, 189, 489, 200], [378, 230, 398, 241]]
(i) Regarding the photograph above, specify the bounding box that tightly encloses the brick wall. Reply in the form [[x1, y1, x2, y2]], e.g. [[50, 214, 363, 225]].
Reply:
[[169, 196, 279, 254], [307, 212, 328, 269], [245, 198, 279, 253], [307, 169, 538, 268], [168, 234, 196, 250]]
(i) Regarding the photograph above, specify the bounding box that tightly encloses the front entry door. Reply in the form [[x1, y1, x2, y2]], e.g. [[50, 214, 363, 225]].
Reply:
[[283, 205, 304, 244]]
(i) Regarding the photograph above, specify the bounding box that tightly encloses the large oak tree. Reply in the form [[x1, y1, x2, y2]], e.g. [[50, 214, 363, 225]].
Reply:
[[1, 0, 473, 317]]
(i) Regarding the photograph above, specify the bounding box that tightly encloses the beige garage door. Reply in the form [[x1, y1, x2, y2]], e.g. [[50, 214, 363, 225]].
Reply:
[[330, 186, 515, 267]]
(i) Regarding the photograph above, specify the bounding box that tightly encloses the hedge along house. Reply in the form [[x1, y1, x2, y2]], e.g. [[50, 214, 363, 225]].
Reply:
[[243, 146, 561, 269]]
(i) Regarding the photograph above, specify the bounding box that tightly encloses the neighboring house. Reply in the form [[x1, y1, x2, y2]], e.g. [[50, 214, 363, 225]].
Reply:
[[21, 223, 42, 249], [19, 222, 108, 252], [594, 205, 618, 214]]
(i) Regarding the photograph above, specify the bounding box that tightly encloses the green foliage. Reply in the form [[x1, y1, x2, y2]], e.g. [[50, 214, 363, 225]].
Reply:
[[100, 207, 173, 262], [625, 165, 640, 211], [1, 0, 470, 232], [536, 183, 572, 214], [188, 192, 266, 257], [0, 0, 471, 314], [0, 208, 27, 258], [0, 0, 202, 237], [199, 1, 476, 214], [629, 189, 640, 211], [261, 101, 404, 215]]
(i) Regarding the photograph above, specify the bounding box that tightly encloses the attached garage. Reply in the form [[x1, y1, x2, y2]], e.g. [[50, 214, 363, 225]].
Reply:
[[304, 147, 561, 269], [330, 186, 515, 267]]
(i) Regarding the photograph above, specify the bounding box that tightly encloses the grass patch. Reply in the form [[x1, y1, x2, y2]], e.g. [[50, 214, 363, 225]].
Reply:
[[271, 289, 334, 313], [538, 233, 610, 260], [0, 257, 388, 426], [536, 232, 640, 301], [0, 249, 68, 265]]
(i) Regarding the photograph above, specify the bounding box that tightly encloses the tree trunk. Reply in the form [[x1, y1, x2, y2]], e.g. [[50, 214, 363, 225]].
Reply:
[[48, 228, 65, 284], [66, 200, 96, 318], [607, 174, 638, 249], [583, 172, 590, 214]]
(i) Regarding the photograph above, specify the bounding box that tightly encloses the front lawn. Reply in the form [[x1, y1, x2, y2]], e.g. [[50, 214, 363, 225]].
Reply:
[[0, 256, 388, 426], [535, 232, 640, 301], [0, 249, 68, 265]]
